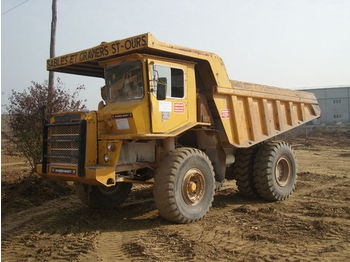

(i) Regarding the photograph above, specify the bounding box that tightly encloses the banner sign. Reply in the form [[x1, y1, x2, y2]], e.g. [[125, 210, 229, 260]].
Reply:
[[47, 34, 149, 70]]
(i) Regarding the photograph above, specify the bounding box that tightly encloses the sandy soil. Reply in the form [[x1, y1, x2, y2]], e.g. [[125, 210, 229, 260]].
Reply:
[[2, 132, 350, 261]]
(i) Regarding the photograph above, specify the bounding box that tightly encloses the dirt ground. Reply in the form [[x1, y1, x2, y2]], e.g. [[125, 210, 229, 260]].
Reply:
[[2, 129, 350, 262]]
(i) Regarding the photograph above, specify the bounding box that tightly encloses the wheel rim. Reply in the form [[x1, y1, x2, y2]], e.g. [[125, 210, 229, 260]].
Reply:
[[182, 168, 206, 205], [275, 157, 291, 187]]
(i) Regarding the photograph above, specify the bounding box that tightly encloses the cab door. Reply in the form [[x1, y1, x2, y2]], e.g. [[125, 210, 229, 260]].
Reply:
[[148, 59, 190, 133]]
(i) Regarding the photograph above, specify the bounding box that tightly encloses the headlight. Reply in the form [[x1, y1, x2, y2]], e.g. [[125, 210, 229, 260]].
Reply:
[[104, 154, 109, 162], [107, 143, 115, 152]]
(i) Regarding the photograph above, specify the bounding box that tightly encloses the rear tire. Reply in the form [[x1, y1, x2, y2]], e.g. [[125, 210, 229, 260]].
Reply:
[[75, 182, 132, 208], [233, 147, 258, 198], [253, 141, 297, 201], [153, 147, 215, 223]]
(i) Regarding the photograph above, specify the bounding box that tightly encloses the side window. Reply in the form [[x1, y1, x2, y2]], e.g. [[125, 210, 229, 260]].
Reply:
[[171, 68, 184, 98], [155, 64, 184, 99]]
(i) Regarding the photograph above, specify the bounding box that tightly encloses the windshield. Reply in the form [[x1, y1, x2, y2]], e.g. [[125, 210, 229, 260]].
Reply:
[[104, 60, 143, 102]]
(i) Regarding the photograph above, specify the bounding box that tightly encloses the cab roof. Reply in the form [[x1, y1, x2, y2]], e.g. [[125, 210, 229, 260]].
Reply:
[[47, 33, 231, 88]]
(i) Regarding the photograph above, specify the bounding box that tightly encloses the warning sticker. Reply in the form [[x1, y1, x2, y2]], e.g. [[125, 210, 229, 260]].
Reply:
[[221, 109, 230, 119], [174, 102, 185, 113]]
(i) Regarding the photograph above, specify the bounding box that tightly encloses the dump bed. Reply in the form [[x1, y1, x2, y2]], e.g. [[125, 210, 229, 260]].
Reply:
[[214, 80, 320, 147]]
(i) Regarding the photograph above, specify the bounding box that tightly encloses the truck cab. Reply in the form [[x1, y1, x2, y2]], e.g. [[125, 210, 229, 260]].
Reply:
[[98, 54, 198, 138]]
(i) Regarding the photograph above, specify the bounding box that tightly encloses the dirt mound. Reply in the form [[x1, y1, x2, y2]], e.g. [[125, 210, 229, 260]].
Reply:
[[2, 173, 72, 216]]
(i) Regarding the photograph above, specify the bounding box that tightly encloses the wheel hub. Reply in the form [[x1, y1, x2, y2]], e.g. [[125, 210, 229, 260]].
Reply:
[[190, 182, 197, 192], [182, 168, 205, 205], [275, 157, 291, 187]]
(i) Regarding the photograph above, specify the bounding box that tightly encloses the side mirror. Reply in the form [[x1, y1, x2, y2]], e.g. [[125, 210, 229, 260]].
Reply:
[[98, 100, 105, 110], [101, 86, 107, 100], [156, 77, 167, 100]]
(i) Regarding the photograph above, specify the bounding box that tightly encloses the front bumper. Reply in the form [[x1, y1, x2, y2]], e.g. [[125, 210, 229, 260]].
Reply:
[[36, 164, 116, 186], [39, 113, 119, 186]]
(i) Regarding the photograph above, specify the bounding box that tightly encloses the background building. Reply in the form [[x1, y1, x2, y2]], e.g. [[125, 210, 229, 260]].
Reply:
[[300, 87, 350, 125]]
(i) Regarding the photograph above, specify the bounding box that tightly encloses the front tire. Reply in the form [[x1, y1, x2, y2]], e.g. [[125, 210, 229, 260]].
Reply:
[[153, 148, 215, 223], [75, 182, 132, 208], [253, 141, 297, 201]]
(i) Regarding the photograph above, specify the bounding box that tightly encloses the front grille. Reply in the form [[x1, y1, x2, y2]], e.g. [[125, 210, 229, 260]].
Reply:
[[42, 120, 87, 176]]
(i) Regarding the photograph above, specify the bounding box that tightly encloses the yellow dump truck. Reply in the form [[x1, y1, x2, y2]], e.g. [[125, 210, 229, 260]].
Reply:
[[37, 33, 320, 223]]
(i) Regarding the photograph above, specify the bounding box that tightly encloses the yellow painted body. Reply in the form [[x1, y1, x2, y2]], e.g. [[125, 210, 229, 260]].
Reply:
[[214, 81, 320, 147], [37, 33, 320, 186], [148, 57, 197, 133]]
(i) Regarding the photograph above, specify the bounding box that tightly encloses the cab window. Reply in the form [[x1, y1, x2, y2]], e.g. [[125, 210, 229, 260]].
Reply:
[[154, 64, 184, 99], [104, 60, 143, 102]]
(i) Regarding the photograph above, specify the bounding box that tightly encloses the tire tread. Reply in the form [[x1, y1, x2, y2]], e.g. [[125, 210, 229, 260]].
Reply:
[[233, 147, 258, 198], [153, 147, 215, 223], [253, 141, 297, 201]]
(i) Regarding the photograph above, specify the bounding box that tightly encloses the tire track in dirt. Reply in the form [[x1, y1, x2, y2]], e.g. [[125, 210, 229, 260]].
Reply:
[[199, 171, 350, 261], [79, 231, 133, 262], [242, 171, 350, 261], [2, 195, 99, 262], [1, 161, 26, 167], [2, 184, 157, 262], [86, 224, 245, 262], [2, 196, 80, 234], [219, 204, 350, 261], [121, 228, 195, 261], [78, 200, 157, 262], [284, 173, 350, 260]]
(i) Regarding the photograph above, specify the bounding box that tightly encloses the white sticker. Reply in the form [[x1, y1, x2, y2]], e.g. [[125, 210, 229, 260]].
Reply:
[[159, 101, 172, 112], [116, 118, 129, 130], [162, 112, 170, 120]]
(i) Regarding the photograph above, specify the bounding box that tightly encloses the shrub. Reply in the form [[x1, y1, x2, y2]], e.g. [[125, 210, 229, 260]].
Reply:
[[5, 79, 86, 170]]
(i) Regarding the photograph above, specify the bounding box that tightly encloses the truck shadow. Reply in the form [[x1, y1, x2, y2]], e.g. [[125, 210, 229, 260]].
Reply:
[[213, 188, 266, 208], [21, 186, 265, 236]]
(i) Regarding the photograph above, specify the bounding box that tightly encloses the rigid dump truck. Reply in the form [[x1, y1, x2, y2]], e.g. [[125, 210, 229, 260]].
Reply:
[[37, 33, 320, 223]]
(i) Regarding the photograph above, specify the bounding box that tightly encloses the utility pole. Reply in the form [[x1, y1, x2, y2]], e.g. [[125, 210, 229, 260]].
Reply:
[[48, 0, 57, 101]]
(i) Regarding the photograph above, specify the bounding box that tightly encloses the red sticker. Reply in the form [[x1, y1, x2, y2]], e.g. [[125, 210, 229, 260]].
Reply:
[[174, 102, 185, 113], [221, 109, 230, 119]]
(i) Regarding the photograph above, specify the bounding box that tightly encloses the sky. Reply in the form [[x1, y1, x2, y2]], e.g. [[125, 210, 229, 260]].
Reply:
[[2, 0, 350, 110]]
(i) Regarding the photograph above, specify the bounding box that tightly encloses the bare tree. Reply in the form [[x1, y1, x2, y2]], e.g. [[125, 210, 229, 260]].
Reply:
[[48, 0, 57, 101]]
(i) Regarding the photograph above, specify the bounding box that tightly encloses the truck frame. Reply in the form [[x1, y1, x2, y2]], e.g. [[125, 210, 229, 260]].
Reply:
[[37, 33, 320, 223]]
